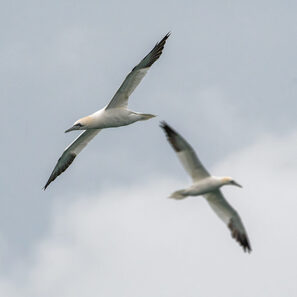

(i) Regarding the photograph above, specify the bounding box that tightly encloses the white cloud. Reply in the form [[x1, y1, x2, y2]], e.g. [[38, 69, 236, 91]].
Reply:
[[1, 130, 297, 297]]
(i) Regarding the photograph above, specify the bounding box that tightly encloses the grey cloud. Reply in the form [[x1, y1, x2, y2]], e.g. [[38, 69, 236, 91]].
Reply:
[[1, 0, 297, 292], [0, 131, 297, 296]]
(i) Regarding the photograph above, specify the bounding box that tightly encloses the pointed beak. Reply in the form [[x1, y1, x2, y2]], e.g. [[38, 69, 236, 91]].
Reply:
[[65, 126, 76, 133], [232, 180, 243, 188]]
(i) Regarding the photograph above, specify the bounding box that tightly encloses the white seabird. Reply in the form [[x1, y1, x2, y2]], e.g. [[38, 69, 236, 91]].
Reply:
[[44, 33, 170, 190], [160, 122, 251, 253]]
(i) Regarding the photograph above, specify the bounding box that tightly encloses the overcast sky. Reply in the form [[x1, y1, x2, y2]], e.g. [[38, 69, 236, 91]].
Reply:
[[1, 0, 297, 296]]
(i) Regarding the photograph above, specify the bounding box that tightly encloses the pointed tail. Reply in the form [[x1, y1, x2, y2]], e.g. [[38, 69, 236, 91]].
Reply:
[[169, 189, 187, 200], [139, 113, 156, 121]]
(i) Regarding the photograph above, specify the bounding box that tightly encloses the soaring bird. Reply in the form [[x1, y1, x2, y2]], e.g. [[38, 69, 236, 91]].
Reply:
[[160, 122, 251, 253], [44, 33, 170, 190]]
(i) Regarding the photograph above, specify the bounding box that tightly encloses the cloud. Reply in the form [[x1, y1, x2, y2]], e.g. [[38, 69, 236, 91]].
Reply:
[[2, 0, 297, 267], [0, 130, 296, 297]]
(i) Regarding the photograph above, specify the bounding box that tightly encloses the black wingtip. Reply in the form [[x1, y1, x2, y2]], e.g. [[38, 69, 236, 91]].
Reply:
[[164, 31, 171, 39], [160, 121, 178, 136], [160, 121, 171, 135], [228, 219, 252, 253], [158, 32, 170, 47], [243, 239, 252, 253], [159, 120, 167, 129], [43, 181, 50, 191], [158, 32, 171, 44], [239, 234, 252, 253], [160, 120, 170, 129], [43, 175, 54, 190], [160, 121, 182, 152], [43, 153, 77, 191], [132, 32, 171, 72]]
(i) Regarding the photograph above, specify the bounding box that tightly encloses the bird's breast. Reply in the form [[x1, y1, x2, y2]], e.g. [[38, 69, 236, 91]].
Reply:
[[187, 178, 221, 196], [89, 109, 135, 129]]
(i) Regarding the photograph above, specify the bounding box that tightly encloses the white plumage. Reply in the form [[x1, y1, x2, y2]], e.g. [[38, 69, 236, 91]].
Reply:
[[44, 33, 170, 189], [160, 121, 251, 253]]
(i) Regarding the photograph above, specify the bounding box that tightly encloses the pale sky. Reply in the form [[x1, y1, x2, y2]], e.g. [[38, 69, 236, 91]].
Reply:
[[1, 0, 297, 296]]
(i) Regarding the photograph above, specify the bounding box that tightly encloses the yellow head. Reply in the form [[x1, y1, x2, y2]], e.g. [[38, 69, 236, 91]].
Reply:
[[221, 176, 242, 188], [65, 116, 92, 133]]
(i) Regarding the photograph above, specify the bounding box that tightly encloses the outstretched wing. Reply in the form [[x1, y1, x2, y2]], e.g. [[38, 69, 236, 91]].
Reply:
[[160, 121, 210, 181], [105, 32, 170, 109], [44, 129, 101, 190], [204, 190, 252, 253]]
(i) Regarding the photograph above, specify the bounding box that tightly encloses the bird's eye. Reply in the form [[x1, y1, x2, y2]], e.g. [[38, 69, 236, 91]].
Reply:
[[75, 123, 83, 127]]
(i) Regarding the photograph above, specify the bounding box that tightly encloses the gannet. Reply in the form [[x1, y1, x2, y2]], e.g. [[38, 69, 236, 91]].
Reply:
[[44, 33, 170, 190], [160, 122, 251, 253]]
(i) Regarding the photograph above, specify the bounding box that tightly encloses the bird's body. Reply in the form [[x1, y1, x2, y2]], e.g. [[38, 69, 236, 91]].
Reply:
[[44, 33, 170, 189], [172, 176, 230, 198], [74, 108, 155, 130], [160, 122, 251, 253]]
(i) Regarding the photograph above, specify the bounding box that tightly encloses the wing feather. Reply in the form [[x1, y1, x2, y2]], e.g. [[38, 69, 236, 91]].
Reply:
[[44, 129, 100, 190], [204, 190, 252, 253], [160, 122, 210, 181], [106, 33, 170, 109]]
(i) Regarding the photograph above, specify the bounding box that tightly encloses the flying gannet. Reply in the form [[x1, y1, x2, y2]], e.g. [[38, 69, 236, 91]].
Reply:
[[44, 33, 170, 190], [160, 122, 251, 253]]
